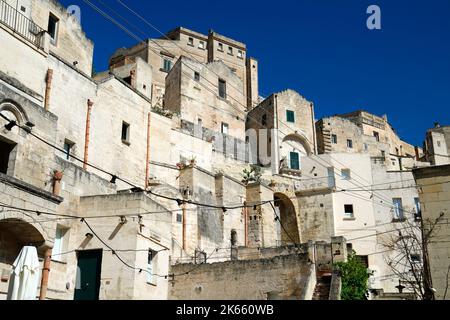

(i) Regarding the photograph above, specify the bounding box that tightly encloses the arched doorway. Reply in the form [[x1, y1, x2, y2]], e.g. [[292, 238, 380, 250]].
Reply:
[[274, 193, 300, 245], [0, 218, 46, 266]]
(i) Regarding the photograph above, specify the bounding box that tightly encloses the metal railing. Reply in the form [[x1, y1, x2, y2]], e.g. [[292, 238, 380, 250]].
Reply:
[[0, 0, 44, 47]]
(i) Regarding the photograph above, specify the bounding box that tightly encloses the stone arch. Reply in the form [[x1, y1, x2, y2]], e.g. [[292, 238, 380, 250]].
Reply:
[[282, 133, 312, 156], [0, 99, 29, 126], [274, 193, 300, 245], [0, 218, 46, 265]]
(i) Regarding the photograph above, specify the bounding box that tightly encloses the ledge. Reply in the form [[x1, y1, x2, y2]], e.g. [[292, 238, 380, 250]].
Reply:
[[343, 217, 356, 221], [0, 172, 63, 204]]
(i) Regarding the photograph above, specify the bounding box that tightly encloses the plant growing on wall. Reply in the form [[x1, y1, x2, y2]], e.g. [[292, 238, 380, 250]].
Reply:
[[334, 251, 370, 300], [241, 165, 262, 185]]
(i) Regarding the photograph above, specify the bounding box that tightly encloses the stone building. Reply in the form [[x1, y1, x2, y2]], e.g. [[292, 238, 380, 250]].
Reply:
[[412, 164, 450, 300], [422, 123, 450, 166], [0, 0, 440, 301], [109, 27, 259, 109]]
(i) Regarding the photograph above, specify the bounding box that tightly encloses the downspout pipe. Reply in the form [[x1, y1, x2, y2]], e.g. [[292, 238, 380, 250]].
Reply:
[[39, 247, 52, 300], [83, 99, 94, 170], [44, 69, 53, 111], [145, 112, 151, 188]]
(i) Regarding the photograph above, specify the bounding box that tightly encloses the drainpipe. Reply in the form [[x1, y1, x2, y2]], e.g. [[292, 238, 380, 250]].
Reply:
[[310, 102, 317, 155], [83, 99, 94, 170], [145, 112, 151, 188], [39, 247, 52, 300], [44, 69, 53, 111], [182, 202, 186, 250], [244, 205, 248, 246], [52, 170, 63, 196]]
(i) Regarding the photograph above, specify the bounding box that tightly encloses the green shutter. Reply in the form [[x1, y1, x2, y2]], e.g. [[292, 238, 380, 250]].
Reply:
[[286, 110, 295, 123], [290, 152, 300, 170]]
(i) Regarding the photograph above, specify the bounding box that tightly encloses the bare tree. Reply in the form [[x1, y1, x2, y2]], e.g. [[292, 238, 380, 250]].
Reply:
[[381, 212, 445, 300]]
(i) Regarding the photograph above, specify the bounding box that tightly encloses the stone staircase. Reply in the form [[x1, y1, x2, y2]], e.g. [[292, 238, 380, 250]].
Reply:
[[312, 272, 332, 300]]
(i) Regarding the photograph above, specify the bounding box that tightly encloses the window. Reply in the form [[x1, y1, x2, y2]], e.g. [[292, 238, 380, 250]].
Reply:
[[188, 37, 194, 46], [393, 198, 404, 220], [410, 254, 421, 263], [344, 204, 354, 218], [218, 79, 227, 99], [218, 43, 223, 51], [437, 141, 441, 147], [347, 139, 353, 149], [176, 213, 182, 223], [290, 152, 300, 170], [237, 50, 243, 58], [121, 121, 130, 144], [0, 139, 16, 174], [47, 13, 59, 44], [53, 226, 68, 262], [63, 140, 74, 160], [341, 169, 351, 180], [381, 150, 385, 157], [286, 110, 295, 123], [162, 59, 172, 72], [373, 131, 380, 142], [395, 147, 399, 155], [364, 143, 368, 152], [262, 114, 267, 126], [414, 197, 421, 220], [228, 46, 233, 55], [20, 6, 26, 12], [194, 72, 200, 81], [147, 250, 157, 285], [198, 41, 205, 49], [331, 134, 337, 144], [197, 118, 202, 127], [221, 122, 229, 135]]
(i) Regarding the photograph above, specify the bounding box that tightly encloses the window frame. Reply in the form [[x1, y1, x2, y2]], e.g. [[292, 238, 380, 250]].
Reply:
[[63, 139, 75, 160], [147, 249, 158, 285], [218, 79, 227, 99], [289, 151, 300, 170], [221, 122, 229, 135], [392, 198, 404, 221], [52, 226, 69, 262], [344, 204, 354, 218], [331, 134, 337, 144], [162, 58, 172, 72], [187, 37, 194, 46], [286, 110, 295, 123], [194, 71, 200, 81], [347, 139, 353, 149], [121, 121, 130, 145], [47, 13, 60, 45]]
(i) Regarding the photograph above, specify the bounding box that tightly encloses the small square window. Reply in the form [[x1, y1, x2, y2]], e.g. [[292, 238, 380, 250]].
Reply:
[[188, 37, 194, 46], [199, 41, 205, 49], [176, 214, 182, 223], [122, 121, 130, 144], [63, 139, 75, 160], [162, 58, 172, 72], [20, 6, 26, 12], [237, 50, 243, 58], [218, 43, 223, 51], [331, 134, 337, 144], [341, 169, 351, 180], [221, 122, 229, 135], [194, 72, 200, 81], [410, 253, 421, 263], [286, 110, 295, 123], [347, 139, 353, 148], [373, 131, 380, 142], [344, 204, 354, 217], [381, 150, 385, 157], [228, 46, 233, 55]]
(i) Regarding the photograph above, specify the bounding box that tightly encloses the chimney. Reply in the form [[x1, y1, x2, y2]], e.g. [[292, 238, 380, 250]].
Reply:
[[434, 122, 440, 128], [130, 69, 136, 88], [83, 99, 94, 170], [52, 170, 63, 196]]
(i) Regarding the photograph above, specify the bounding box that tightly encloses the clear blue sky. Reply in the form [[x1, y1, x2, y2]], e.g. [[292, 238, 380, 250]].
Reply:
[[61, 0, 450, 146]]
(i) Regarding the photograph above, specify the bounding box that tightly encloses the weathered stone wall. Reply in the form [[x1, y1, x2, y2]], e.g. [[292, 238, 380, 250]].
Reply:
[[31, 0, 94, 75], [413, 165, 450, 300], [169, 252, 311, 300]]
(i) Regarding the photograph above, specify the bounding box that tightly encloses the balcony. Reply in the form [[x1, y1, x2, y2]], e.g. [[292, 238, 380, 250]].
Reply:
[[0, 0, 45, 47]]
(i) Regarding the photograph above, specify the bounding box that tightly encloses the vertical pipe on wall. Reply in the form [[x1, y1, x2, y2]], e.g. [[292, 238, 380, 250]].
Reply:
[[44, 69, 53, 111], [83, 99, 94, 170], [145, 112, 151, 188], [39, 247, 52, 300]]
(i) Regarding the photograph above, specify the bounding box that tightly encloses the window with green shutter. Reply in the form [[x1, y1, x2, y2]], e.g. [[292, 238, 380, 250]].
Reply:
[[290, 152, 300, 170], [286, 110, 295, 123]]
